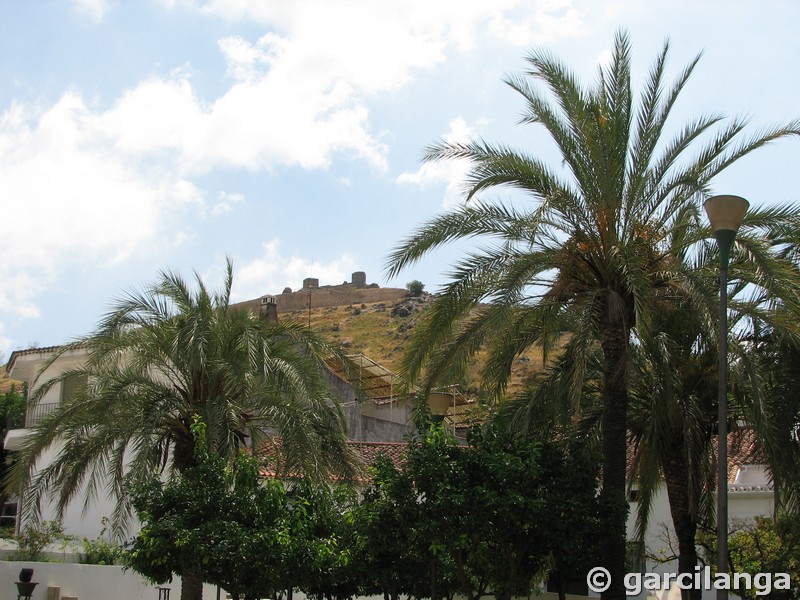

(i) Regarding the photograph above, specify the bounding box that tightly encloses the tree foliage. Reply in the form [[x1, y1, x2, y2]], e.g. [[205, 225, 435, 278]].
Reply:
[[129, 420, 291, 600], [0, 382, 25, 511], [357, 422, 601, 600], [353, 454, 433, 600], [698, 514, 800, 600], [728, 514, 800, 600], [405, 280, 425, 297], [128, 418, 357, 600], [129, 416, 602, 600], [8, 259, 356, 538], [385, 30, 800, 600]]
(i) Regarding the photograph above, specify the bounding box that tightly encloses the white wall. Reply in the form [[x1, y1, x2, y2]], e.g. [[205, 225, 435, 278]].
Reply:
[[0, 561, 220, 600], [627, 483, 776, 600], [14, 442, 126, 540]]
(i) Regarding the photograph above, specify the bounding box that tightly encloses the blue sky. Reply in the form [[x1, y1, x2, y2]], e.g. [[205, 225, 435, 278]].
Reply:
[[1, 0, 799, 358]]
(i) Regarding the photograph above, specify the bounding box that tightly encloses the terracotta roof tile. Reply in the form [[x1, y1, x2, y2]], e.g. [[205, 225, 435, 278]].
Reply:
[[7, 345, 64, 372], [347, 441, 408, 470], [256, 439, 410, 482]]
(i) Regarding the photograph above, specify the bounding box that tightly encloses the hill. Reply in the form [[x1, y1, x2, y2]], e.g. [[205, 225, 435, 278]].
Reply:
[[279, 293, 546, 397]]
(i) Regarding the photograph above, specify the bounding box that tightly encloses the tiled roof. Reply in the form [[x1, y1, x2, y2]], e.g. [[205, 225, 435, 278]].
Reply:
[[729, 483, 773, 493], [347, 440, 408, 470], [6, 345, 64, 373], [726, 427, 763, 478], [629, 426, 775, 494], [256, 438, 410, 482]]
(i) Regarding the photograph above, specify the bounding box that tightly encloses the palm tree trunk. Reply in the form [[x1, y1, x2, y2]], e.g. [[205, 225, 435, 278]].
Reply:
[[181, 569, 204, 600], [600, 323, 631, 600], [662, 440, 701, 600]]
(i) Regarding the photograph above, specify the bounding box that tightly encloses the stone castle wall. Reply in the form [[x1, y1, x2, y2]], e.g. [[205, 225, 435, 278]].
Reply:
[[234, 271, 407, 314], [275, 286, 407, 312]]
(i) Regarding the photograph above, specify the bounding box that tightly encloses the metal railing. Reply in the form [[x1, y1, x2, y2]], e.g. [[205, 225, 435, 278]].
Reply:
[[24, 402, 59, 428]]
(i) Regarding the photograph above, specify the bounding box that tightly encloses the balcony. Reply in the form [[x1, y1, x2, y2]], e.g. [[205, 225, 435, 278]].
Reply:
[[3, 402, 59, 452], [24, 402, 59, 428]]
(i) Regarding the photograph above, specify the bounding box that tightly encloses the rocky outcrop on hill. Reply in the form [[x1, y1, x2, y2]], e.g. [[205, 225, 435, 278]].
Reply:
[[391, 293, 432, 318]]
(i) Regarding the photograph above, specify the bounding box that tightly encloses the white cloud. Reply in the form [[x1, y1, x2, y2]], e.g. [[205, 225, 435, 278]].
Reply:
[[2, 0, 592, 340], [69, 0, 109, 22], [95, 64, 388, 173], [88, 1, 591, 178], [0, 94, 202, 321], [232, 241, 357, 301], [211, 191, 245, 217], [175, 1, 590, 95], [0, 324, 13, 360], [488, 1, 587, 46], [396, 116, 485, 208]]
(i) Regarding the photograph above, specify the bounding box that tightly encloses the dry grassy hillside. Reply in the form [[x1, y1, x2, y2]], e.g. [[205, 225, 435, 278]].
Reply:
[[280, 293, 546, 397], [0, 367, 20, 393]]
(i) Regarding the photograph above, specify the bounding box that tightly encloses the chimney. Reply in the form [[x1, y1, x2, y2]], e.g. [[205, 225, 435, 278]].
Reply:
[[260, 296, 278, 324]]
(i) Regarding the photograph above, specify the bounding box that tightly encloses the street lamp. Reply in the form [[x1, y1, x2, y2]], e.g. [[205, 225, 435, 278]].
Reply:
[[704, 194, 749, 600], [426, 391, 454, 424], [424, 391, 456, 600]]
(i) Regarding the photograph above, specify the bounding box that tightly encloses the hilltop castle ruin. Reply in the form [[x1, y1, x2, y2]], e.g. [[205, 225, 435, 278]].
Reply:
[[235, 271, 407, 314]]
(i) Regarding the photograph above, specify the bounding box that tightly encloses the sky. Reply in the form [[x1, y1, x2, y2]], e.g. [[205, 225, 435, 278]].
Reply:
[[1, 0, 799, 358]]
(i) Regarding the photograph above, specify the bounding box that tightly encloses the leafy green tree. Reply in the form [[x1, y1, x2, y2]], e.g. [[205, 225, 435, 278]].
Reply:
[[405, 280, 425, 297], [358, 421, 600, 600], [354, 454, 433, 600], [9, 260, 356, 600], [0, 382, 25, 512], [284, 481, 361, 600], [412, 425, 601, 600], [385, 30, 800, 599], [699, 514, 800, 600], [727, 514, 800, 600], [128, 421, 291, 600]]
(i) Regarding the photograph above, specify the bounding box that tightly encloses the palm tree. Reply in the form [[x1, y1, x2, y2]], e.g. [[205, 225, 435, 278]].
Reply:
[[732, 320, 800, 512], [627, 301, 718, 600], [8, 259, 357, 600], [506, 270, 800, 600], [385, 30, 800, 599]]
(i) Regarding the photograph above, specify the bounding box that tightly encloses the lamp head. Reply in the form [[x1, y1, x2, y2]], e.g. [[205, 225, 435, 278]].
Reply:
[[704, 195, 749, 268], [427, 392, 453, 419], [704, 195, 749, 234]]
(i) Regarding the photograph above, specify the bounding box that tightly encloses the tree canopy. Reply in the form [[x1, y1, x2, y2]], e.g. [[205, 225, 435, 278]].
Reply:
[[385, 29, 800, 599], [8, 260, 357, 600]]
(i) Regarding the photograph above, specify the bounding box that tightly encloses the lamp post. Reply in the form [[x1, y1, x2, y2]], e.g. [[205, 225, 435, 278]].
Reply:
[[424, 391, 457, 600], [704, 195, 749, 600]]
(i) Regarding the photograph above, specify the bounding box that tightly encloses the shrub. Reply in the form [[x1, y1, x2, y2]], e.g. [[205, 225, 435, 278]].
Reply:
[[405, 280, 425, 297], [81, 536, 125, 565], [11, 520, 68, 561], [80, 517, 126, 565]]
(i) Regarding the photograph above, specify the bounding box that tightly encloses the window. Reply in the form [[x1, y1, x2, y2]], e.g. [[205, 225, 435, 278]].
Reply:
[[60, 374, 88, 403], [627, 540, 646, 574], [0, 501, 17, 530]]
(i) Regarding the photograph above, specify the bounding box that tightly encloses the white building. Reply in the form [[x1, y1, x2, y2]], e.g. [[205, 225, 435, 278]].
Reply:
[[2, 343, 780, 600]]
